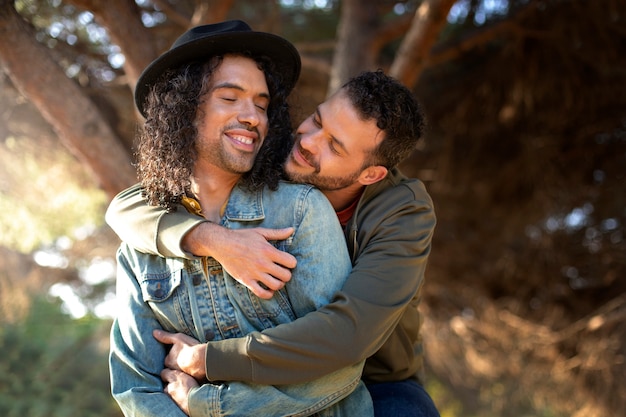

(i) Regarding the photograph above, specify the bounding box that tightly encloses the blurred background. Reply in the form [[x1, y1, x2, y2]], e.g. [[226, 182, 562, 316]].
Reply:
[[0, 0, 624, 416]]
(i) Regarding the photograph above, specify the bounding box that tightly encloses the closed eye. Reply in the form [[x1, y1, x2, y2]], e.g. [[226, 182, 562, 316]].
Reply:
[[329, 139, 342, 155]]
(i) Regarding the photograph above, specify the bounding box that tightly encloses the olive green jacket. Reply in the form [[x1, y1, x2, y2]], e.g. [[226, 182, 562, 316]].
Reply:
[[105, 168, 436, 385]]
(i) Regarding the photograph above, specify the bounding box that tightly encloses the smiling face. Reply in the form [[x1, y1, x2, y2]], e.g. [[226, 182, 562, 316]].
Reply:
[[194, 54, 270, 175], [285, 89, 385, 192]]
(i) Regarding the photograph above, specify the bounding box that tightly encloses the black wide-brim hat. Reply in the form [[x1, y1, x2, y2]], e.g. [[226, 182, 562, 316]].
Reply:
[[134, 20, 301, 117]]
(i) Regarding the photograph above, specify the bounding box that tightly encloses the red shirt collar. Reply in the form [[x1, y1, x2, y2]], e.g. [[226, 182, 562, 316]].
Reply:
[[336, 189, 365, 226]]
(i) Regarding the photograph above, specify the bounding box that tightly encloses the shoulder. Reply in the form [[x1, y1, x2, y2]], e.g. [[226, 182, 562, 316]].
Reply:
[[272, 181, 322, 197], [352, 170, 436, 256], [353, 169, 436, 247], [264, 181, 331, 210], [265, 182, 338, 233], [363, 169, 434, 213]]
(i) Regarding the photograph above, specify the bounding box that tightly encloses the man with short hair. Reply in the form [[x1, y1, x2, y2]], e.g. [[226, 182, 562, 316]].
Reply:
[[109, 64, 439, 417], [109, 20, 372, 417]]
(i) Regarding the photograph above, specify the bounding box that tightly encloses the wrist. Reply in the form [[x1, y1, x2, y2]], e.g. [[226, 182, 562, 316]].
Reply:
[[181, 221, 217, 257], [193, 343, 208, 381]]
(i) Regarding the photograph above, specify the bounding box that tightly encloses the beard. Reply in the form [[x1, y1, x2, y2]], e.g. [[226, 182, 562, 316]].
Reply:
[[196, 125, 260, 174], [285, 149, 361, 191], [210, 143, 256, 174], [288, 169, 361, 191]]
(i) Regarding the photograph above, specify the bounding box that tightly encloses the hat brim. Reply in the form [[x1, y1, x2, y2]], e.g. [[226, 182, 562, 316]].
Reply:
[[134, 31, 301, 117]]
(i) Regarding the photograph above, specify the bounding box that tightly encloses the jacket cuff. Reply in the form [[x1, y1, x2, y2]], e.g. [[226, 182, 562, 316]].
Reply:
[[187, 384, 221, 417], [205, 336, 254, 382], [156, 211, 207, 259]]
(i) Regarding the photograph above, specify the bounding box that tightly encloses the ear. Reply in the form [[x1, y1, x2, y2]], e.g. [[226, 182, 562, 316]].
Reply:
[[358, 165, 388, 186]]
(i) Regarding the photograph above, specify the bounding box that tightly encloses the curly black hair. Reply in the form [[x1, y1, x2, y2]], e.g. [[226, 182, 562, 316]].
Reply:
[[342, 70, 426, 169], [135, 53, 293, 211]]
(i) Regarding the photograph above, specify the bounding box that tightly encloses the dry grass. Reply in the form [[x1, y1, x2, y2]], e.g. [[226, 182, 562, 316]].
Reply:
[[422, 280, 626, 416]]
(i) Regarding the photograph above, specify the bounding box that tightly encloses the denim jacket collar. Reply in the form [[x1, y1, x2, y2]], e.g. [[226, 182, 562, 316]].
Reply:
[[223, 184, 266, 222]]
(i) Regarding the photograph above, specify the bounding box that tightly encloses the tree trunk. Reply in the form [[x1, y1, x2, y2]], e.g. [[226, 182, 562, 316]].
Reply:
[[0, 3, 136, 198], [328, 0, 379, 94], [389, 0, 457, 88]]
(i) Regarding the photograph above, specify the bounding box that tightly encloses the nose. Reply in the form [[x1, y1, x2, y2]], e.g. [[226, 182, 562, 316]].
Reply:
[[237, 100, 263, 128], [298, 119, 321, 153]]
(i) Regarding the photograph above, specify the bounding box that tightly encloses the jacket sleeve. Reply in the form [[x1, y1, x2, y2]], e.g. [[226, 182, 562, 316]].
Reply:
[[203, 182, 436, 384], [105, 183, 206, 259], [187, 365, 367, 417], [109, 244, 188, 417]]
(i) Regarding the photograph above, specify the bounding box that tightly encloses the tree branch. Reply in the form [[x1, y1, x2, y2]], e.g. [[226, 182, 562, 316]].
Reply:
[[0, 3, 136, 197], [389, 0, 457, 88]]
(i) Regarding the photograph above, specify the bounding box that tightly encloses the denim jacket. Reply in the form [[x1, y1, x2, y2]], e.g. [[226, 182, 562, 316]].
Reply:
[[109, 181, 373, 417]]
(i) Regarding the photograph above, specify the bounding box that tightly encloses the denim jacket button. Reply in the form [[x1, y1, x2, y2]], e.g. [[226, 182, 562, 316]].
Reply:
[[192, 275, 202, 286], [204, 330, 215, 341]]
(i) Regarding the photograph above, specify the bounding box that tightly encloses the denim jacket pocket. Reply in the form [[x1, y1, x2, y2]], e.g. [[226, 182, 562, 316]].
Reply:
[[138, 268, 192, 333], [140, 269, 182, 303]]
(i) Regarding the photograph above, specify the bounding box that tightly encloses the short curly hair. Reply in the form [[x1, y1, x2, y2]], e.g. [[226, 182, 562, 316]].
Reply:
[[342, 70, 426, 169], [136, 53, 292, 211]]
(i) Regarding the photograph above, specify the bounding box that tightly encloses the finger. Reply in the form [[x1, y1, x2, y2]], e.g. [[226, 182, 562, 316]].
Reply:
[[256, 242, 297, 270], [161, 368, 174, 382], [264, 248, 297, 270], [262, 263, 293, 283], [163, 354, 173, 370], [271, 249, 297, 270], [230, 227, 297, 271], [153, 329, 175, 344], [247, 280, 276, 299], [259, 227, 294, 241], [255, 273, 288, 291], [163, 350, 179, 371]]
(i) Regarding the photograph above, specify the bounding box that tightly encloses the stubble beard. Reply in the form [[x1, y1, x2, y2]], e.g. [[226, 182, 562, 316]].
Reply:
[[198, 134, 258, 175], [285, 152, 361, 192]]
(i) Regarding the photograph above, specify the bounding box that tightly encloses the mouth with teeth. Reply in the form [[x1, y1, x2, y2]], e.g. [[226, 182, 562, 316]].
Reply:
[[230, 134, 254, 145], [226, 128, 258, 151]]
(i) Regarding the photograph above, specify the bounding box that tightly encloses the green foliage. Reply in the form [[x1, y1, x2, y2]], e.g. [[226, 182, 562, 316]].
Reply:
[[0, 135, 107, 253], [425, 375, 563, 417], [0, 296, 121, 417]]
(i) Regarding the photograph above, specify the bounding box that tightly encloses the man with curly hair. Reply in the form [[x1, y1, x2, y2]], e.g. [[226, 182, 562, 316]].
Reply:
[[108, 20, 372, 417], [109, 68, 440, 416]]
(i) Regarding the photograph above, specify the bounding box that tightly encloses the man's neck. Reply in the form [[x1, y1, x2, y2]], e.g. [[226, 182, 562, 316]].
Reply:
[[323, 183, 366, 212], [190, 165, 241, 222]]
